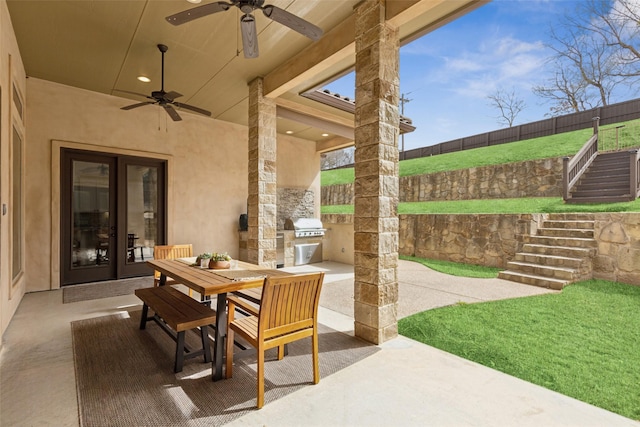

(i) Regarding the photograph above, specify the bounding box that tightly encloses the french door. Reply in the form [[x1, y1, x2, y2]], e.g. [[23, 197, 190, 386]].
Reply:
[[61, 149, 166, 285]]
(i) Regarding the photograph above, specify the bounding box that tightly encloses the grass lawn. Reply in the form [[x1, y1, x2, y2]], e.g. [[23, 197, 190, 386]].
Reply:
[[400, 255, 500, 278], [399, 279, 640, 420], [321, 197, 640, 214], [321, 118, 640, 186]]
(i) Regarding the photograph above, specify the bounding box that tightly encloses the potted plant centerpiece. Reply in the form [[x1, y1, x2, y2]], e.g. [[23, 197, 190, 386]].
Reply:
[[209, 252, 232, 269], [196, 252, 212, 268]]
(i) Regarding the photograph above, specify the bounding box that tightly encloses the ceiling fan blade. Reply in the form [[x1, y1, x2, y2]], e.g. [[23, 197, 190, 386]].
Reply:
[[166, 1, 232, 26], [114, 89, 154, 100], [172, 102, 212, 117], [261, 5, 323, 41], [163, 104, 182, 121], [121, 101, 155, 111], [164, 91, 183, 101], [240, 14, 259, 59]]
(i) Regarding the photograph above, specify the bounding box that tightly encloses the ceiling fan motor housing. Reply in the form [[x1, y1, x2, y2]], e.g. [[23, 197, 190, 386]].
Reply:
[[237, 0, 265, 13]]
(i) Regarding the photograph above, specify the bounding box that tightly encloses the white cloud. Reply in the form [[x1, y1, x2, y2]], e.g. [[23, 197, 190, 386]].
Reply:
[[491, 37, 544, 56], [436, 35, 546, 99], [445, 56, 485, 72]]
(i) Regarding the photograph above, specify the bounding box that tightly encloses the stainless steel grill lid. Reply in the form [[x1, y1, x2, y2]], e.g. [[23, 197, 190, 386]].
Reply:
[[293, 218, 323, 230], [291, 218, 325, 237]]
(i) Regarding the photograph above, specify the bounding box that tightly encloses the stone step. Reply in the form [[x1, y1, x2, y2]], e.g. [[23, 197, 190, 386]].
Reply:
[[505, 261, 577, 280], [523, 243, 595, 259], [498, 270, 568, 290], [537, 228, 595, 238], [541, 220, 595, 230], [545, 213, 595, 221], [514, 252, 586, 269], [529, 235, 598, 248]]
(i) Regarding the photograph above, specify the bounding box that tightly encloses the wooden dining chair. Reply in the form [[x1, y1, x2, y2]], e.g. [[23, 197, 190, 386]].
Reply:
[[225, 272, 325, 409], [153, 244, 194, 295]]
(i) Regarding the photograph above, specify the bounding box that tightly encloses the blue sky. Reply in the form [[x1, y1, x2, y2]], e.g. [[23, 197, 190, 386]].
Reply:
[[324, 0, 617, 151]]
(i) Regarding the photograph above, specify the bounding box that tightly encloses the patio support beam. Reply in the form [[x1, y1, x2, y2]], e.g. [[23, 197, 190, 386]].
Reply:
[[247, 77, 277, 268], [353, 0, 400, 344]]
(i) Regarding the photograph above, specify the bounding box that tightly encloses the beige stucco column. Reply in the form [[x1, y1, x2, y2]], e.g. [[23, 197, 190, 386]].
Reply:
[[247, 77, 277, 268], [353, 0, 400, 344]]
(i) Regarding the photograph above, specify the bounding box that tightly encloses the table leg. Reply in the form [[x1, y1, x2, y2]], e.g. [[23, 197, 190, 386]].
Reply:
[[159, 273, 167, 286], [212, 292, 227, 381]]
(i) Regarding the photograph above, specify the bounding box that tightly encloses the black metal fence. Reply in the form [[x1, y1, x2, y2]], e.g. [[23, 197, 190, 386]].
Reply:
[[401, 97, 640, 160]]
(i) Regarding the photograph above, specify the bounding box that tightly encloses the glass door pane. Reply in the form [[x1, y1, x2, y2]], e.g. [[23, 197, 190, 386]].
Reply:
[[126, 164, 158, 264], [12, 126, 23, 280], [62, 149, 165, 284], [72, 160, 112, 268]]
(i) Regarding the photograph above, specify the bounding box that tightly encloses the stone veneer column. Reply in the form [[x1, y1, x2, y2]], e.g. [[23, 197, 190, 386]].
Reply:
[[353, 0, 400, 344], [247, 77, 277, 268]]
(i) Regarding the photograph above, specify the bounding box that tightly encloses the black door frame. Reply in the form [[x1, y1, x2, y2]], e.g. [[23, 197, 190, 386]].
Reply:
[[60, 148, 167, 285]]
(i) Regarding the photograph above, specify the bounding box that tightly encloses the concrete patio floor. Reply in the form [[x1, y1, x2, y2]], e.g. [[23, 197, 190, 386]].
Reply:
[[1, 260, 638, 426]]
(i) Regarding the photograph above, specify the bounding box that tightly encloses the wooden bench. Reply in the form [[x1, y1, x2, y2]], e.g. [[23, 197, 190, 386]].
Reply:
[[135, 286, 216, 373]]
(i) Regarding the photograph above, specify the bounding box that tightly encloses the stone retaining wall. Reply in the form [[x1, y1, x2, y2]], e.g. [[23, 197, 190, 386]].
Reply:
[[398, 213, 537, 268], [590, 213, 640, 285], [321, 212, 640, 286], [321, 157, 563, 205]]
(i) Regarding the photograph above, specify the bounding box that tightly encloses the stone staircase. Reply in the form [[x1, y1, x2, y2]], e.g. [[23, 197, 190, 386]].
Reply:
[[498, 214, 596, 290], [567, 151, 632, 203]]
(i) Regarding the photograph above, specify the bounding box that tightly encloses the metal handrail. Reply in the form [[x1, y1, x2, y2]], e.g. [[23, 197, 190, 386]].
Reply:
[[631, 149, 640, 200], [563, 117, 600, 201]]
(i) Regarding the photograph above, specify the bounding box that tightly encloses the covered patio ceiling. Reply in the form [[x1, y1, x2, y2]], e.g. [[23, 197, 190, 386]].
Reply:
[[7, 0, 486, 150]]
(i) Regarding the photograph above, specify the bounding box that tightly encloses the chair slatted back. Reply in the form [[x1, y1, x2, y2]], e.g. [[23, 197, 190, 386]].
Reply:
[[258, 272, 324, 340], [153, 244, 193, 283]]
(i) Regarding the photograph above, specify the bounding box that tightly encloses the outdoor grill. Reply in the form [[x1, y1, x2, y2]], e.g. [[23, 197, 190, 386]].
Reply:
[[290, 217, 326, 238], [285, 218, 325, 265]]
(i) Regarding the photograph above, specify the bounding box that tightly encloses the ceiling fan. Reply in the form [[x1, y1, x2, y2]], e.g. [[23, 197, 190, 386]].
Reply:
[[120, 44, 212, 121], [166, 1, 323, 59]]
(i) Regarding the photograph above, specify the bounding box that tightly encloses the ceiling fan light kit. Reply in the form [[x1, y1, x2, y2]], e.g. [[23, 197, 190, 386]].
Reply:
[[166, 0, 323, 59]]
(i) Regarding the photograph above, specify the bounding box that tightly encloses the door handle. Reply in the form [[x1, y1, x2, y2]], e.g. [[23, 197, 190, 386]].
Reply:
[[110, 233, 116, 238]]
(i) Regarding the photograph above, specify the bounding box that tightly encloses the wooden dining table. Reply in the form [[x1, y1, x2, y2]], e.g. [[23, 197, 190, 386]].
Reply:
[[146, 258, 292, 380]]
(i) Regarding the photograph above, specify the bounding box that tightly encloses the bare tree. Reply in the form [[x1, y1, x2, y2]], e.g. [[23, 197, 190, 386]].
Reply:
[[540, 24, 621, 112], [533, 67, 594, 115], [487, 88, 526, 127], [575, 0, 640, 80], [320, 147, 355, 170], [534, 0, 639, 115]]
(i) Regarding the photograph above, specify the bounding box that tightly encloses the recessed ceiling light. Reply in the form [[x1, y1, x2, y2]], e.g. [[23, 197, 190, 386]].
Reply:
[[187, 0, 202, 3], [286, 130, 293, 134], [321, 133, 329, 137], [137, 76, 151, 83]]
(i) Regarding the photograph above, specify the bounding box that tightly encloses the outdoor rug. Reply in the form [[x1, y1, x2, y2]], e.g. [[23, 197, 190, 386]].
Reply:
[[63, 277, 154, 303], [71, 311, 378, 426]]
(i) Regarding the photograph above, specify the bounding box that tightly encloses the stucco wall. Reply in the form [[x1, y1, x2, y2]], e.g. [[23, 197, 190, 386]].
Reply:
[[321, 214, 355, 265], [321, 157, 563, 205], [25, 78, 320, 292], [1, 0, 27, 337]]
